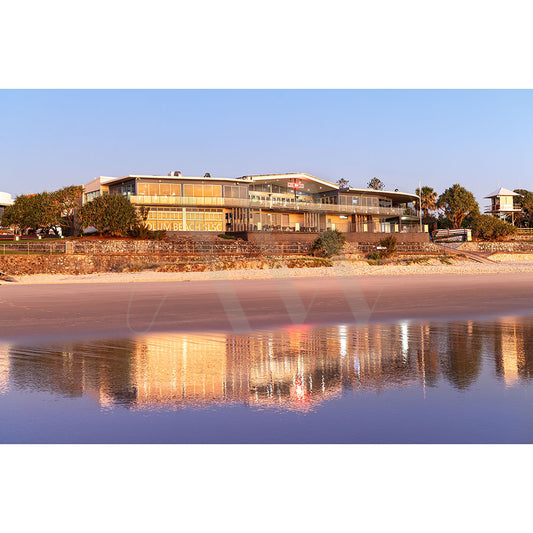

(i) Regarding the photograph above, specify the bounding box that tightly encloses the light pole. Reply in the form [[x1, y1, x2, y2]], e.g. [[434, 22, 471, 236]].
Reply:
[[418, 180, 423, 232]]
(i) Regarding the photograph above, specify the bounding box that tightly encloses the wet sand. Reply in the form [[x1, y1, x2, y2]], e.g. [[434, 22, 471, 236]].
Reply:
[[2, 272, 533, 343]]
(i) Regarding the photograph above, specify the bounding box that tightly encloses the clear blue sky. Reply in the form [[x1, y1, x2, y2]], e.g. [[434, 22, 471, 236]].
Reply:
[[1, 90, 532, 207]]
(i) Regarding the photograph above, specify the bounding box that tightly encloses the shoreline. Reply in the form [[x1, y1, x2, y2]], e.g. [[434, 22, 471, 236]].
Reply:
[[4, 258, 533, 285], [2, 270, 533, 344]]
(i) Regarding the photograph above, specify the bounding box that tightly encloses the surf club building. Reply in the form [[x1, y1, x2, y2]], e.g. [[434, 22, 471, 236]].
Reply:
[[83, 172, 427, 240]]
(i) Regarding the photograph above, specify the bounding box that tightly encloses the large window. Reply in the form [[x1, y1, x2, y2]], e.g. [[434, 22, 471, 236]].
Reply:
[[224, 185, 247, 199], [110, 181, 135, 196], [183, 184, 222, 197], [144, 207, 224, 231], [137, 182, 181, 196], [84, 190, 101, 203]]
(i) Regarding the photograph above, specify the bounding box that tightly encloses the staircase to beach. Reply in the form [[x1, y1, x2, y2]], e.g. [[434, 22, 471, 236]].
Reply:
[[436, 242, 496, 264]]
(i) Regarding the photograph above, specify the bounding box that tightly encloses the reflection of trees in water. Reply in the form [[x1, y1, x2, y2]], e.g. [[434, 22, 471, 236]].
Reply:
[[6, 318, 533, 407], [8, 346, 85, 398], [439, 323, 483, 390], [8, 341, 138, 403]]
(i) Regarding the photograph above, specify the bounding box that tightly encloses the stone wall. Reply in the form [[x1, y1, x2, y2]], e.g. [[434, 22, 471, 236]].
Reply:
[[458, 242, 533, 253], [0, 254, 330, 276], [345, 242, 441, 254]]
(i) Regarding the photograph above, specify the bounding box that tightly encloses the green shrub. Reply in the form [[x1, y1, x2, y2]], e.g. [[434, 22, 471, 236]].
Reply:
[[129, 223, 152, 239], [78, 194, 139, 237], [406, 257, 429, 264], [129, 224, 167, 240], [379, 235, 397, 257], [151, 230, 167, 241], [471, 215, 517, 241], [311, 229, 346, 258], [366, 251, 382, 261]]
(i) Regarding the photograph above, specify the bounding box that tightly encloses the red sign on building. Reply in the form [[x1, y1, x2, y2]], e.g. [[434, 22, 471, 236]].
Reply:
[[287, 182, 304, 189]]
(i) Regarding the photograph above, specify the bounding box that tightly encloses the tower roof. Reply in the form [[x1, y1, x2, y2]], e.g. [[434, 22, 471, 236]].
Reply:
[[485, 187, 520, 198]]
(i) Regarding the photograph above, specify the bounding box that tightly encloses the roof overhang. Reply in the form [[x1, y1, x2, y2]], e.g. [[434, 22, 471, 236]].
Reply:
[[93, 175, 248, 186], [485, 187, 520, 198], [243, 173, 338, 194], [347, 188, 418, 203]]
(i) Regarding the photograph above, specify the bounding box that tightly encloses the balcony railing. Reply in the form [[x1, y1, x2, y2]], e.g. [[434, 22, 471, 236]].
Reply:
[[484, 205, 522, 213], [129, 195, 418, 217]]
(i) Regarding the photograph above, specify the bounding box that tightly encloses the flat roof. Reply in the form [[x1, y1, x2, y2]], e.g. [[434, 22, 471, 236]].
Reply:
[[83, 172, 419, 201], [89, 175, 249, 187]]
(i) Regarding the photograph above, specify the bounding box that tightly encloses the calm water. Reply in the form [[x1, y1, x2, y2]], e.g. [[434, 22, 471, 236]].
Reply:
[[1, 317, 533, 443]]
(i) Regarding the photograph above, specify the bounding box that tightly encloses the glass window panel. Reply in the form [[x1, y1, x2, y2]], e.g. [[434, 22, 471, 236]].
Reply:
[[183, 184, 193, 197]]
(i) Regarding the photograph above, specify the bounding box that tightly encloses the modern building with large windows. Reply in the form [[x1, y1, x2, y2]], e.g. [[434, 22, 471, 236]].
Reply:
[[83, 171, 426, 237]]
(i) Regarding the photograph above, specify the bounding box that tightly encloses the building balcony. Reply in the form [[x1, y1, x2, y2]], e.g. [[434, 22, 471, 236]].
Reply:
[[484, 206, 522, 214], [129, 195, 417, 218]]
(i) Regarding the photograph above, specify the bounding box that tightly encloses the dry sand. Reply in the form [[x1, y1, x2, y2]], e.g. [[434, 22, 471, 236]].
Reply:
[[2, 261, 533, 343], [5, 257, 533, 285]]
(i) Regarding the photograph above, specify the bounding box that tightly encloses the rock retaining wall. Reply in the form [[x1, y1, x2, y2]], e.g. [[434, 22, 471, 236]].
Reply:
[[459, 242, 533, 253], [345, 242, 442, 254], [0, 254, 331, 276]]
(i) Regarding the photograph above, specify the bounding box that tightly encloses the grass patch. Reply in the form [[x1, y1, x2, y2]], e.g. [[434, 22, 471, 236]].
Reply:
[[404, 257, 430, 265]]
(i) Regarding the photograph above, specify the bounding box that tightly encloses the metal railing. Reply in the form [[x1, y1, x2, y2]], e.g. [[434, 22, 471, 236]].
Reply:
[[129, 195, 418, 217], [0, 241, 313, 256], [0, 242, 70, 255]]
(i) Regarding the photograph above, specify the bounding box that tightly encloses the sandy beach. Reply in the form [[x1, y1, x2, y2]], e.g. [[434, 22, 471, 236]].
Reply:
[[2, 262, 533, 343], [5, 257, 533, 285]]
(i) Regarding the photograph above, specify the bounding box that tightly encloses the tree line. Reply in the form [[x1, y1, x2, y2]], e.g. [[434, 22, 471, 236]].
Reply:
[[4, 178, 532, 241], [339, 176, 532, 239], [1, 188, 162, 239], [1, 186, 83, 236]]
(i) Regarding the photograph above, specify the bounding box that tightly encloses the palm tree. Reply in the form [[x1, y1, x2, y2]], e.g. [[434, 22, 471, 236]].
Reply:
[[415, 186, 438, 219], [337, 178, 350, 190], [367, 177, 385, 190]]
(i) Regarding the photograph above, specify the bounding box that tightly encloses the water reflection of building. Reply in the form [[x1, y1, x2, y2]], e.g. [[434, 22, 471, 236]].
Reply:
[[5, 319, 533, 410], [0, 344, 10, 394], [491, 318, 533, 386]]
